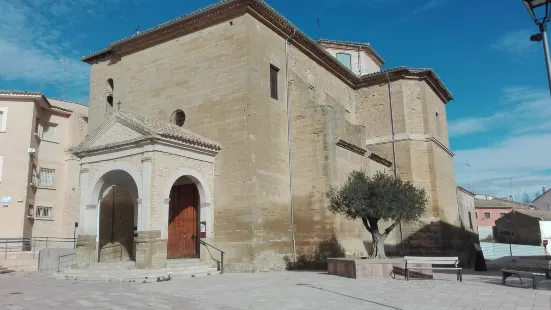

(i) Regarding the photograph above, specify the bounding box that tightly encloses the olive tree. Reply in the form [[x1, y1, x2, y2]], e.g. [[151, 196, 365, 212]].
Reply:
[[327, 170, 427, 258]]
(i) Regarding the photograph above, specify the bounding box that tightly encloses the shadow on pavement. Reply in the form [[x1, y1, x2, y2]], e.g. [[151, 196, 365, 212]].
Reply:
[[296, 283, 403, 310]]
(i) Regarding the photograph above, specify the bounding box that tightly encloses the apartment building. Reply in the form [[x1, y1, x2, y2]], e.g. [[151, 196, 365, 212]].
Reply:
[[0, 91, 88, 240]]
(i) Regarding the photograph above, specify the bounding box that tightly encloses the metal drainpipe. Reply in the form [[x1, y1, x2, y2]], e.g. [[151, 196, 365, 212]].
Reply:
[[285, 29, 298, 266], [386, 72, 405, 256]]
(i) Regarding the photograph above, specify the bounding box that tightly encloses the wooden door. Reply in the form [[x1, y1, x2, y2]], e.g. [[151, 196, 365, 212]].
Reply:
[[167, 184, 199, 259]]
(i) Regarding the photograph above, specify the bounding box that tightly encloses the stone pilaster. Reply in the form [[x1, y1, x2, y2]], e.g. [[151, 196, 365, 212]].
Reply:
[[75, 234, 97, 269], [135, 230, 167, 269]]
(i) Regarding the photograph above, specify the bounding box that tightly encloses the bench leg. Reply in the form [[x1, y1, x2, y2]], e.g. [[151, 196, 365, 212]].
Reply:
[[458, 270, 462, 282], [502, 271, 511, 284], [406, 269, 409, 281], [517, 273, 523, 284]]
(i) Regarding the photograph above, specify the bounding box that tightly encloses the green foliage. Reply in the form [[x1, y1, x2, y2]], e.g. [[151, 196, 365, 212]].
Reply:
[[327, 170, 427, 224]]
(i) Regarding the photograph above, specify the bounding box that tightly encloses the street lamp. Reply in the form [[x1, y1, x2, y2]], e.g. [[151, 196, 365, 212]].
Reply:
[[523, 0, 551, 94]]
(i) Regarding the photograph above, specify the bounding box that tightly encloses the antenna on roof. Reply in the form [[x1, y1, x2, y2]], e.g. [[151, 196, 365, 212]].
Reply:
[[60, 57, 68, 100], [317, 18, 321, 40]]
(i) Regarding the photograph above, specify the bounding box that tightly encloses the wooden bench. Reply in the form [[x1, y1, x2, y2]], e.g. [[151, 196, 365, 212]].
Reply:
[[404, 256, 462, 282], [501, 259, 551, 289]]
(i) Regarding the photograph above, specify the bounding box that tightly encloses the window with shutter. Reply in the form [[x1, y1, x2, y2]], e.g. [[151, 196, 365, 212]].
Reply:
[[38, 168, 56, 189], [270, 65, 279, 100], [42, 123, 58, 142]]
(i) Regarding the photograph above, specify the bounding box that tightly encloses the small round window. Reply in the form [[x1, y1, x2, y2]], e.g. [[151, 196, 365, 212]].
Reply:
[[171, 110, 186, 127]]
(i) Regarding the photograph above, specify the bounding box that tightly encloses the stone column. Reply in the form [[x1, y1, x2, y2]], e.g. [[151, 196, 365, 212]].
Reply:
[[135, 230, 167, 269], [75, 166, 96, 268], [134, 154, 167, 269]]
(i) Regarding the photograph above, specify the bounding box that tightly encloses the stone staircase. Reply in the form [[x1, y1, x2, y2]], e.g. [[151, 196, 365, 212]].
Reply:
[[54, 259, 219, 282]]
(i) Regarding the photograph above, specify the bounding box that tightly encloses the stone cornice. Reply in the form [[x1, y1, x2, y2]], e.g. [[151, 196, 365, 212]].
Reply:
[[80, 0, 452, 102], [366, 134, 455, 157], [336, 139, 367, 156], [368, 152, 393, 168]]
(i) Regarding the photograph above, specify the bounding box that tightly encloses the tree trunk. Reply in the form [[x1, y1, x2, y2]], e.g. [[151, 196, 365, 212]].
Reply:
[[371, 230, 387, 258]]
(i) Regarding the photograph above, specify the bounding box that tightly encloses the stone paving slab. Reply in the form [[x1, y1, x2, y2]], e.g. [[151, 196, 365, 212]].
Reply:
[[1, 270, 551, 309]]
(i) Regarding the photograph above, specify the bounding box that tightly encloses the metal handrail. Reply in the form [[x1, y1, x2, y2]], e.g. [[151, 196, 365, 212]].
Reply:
[[1, 237, 77, 259], [199, 239, 225, 274]]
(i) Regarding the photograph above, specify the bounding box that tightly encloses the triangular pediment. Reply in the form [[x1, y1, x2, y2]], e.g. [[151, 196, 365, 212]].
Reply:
[[74, 113, 152, 153], [73, 110, 221, 157]]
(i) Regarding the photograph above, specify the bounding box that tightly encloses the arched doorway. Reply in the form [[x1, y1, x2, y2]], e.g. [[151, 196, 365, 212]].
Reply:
[[167, 176, 200, 259], [92, 170, 139, 262]]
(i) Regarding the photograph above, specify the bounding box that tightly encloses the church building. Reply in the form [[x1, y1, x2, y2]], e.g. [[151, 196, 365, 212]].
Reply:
[[75, 0, 459, 271]]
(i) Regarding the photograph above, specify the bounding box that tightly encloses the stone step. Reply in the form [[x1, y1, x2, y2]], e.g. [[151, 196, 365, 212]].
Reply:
[[54, 268, 219, 282], [62, 264, 215, 275]]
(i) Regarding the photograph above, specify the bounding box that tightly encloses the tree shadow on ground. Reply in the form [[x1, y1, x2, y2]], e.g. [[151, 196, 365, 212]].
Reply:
[[284, 234, 346, 270], [362, 220, 480, 268]]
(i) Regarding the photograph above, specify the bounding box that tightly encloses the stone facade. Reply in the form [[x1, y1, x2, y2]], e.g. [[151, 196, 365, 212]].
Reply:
[[78, 0, 459, 271], [74, 111, 220, 269]]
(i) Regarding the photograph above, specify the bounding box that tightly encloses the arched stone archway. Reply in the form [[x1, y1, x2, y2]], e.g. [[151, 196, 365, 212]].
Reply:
[[73, 111, 220, 269], [162, 167, 213, 259], [90, 169, 140, 262]]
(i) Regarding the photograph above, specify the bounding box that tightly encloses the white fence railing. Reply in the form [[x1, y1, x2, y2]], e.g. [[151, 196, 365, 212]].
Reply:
[[480, 242, 545, 260]]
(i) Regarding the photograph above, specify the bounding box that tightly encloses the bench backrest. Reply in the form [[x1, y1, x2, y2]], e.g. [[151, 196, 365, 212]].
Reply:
[[509, 258, 551, 271], [404, 256, 459, 267]]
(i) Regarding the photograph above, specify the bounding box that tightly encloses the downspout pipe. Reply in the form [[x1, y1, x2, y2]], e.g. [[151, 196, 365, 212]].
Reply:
[[285, 29, 298, 267], [386, 72, 405, 256]]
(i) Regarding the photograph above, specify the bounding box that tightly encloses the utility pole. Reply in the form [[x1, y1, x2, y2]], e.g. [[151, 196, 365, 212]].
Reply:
[[465, 161, 471, 192], [317, 18, 321, 40]]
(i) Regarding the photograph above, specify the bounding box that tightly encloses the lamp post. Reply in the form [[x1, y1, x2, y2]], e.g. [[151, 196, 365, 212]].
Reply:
[[523, 0, 551, 95]]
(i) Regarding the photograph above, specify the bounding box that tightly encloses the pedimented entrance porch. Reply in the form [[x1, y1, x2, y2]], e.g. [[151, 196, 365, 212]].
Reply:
[[72, 111, 220, 269]]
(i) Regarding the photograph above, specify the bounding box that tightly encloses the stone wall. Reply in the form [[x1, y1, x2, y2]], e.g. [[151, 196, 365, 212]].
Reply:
[[84, 12, 460, 270]]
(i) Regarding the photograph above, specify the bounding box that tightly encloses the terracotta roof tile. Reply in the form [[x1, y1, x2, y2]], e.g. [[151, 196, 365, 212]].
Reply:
[[118, 110, 221, 150]]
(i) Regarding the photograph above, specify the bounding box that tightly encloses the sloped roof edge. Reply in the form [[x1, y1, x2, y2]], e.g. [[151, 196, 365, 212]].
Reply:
[[80, 0, 452, 102], [317, 39, 385, 65]]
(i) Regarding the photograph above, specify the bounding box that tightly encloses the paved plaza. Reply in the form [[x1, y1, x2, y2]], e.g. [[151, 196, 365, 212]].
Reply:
[[1, 270, 551, 309]]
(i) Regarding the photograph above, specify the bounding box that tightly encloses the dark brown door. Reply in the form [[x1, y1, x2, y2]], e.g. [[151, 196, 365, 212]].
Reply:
[[167, 184, 199, 259]]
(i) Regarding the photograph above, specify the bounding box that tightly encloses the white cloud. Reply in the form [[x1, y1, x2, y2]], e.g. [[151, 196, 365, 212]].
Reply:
[[411, 0, 447, 15], [448, 86, 551, 137], [491, 29, 536, 56], [452, 86, 551, 198], [0, 0, 91, 102], [0, 0, 129, 103], [454, 133, 551, 198]]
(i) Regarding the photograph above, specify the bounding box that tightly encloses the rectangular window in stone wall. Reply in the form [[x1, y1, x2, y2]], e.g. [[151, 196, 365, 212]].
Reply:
[[270, 65, 279, 100], [38, 168, 56, 189]]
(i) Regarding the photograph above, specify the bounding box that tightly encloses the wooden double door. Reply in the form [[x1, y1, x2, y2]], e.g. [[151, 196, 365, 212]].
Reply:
[[167, 184, 199, 259]]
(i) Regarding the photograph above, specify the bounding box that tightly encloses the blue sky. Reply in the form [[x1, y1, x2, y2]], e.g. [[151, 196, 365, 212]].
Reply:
[[1, 0, 550, 200]]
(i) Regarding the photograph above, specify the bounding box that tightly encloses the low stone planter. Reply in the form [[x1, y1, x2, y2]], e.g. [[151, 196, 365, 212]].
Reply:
[[327, 257, 433, 280]]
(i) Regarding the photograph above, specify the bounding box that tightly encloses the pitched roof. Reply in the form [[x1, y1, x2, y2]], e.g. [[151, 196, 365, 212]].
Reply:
[[119, 110, 221, 150], [317, 39, 385, 65], [80, 0, 453, 102], [533, 187, 551, 203], [513, 209, 551, 221], [74, 110, 221, 154], [457, 186, 475, 197], [474, 198, 532, 210], [0, 91, 86, 114]]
